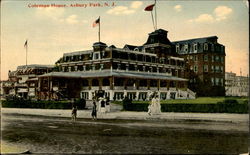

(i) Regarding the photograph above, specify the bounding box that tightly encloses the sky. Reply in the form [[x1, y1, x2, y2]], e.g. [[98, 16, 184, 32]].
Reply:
[[1, 0, 249, 80]]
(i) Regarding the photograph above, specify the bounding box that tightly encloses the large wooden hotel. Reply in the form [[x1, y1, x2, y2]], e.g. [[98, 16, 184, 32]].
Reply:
[[3, 28, 226, 101], [38, 29, 195, 101]]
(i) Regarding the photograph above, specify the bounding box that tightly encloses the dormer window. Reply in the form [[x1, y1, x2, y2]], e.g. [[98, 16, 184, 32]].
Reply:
[[204, 43, 208, 51], [176, 45, 180, 53], [134, 48, 139, 52], [193, 43, 197, 52], [93, 52, 100, 60], [211, 44, 214, 51], [184, 45, 188, 52]]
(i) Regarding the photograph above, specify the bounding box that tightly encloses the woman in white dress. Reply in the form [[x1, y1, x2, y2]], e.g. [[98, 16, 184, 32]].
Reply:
[[148, 93, 161, 115]]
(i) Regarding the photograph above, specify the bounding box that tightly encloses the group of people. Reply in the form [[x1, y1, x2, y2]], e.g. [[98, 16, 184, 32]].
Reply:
[[71, 92, 161, 121], [71, 97, 111, 121], [91, 97, 110, 120]]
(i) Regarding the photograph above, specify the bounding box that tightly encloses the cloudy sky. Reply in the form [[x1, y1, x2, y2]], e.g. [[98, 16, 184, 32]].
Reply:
[[1, 0, 249, 80]]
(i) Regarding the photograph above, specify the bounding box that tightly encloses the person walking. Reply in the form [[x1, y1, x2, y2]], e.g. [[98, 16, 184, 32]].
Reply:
[[72, 105, 77, 121], [91, 101, 97, 120]]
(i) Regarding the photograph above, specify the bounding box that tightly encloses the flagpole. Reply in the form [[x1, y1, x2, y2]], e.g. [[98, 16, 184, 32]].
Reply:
[[150, 11, 155, 30], [26, 40, 28, 66], [98, 16, 100, 42], [155, 0, 157, 30]]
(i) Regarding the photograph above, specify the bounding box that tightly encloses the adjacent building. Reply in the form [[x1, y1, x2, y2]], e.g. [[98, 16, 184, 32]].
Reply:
[[2, 65, 54, 99], [173, 36, 226, 96], [225, 72, 249, 96]]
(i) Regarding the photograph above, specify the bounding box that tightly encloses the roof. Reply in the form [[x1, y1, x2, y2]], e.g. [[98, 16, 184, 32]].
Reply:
[[63, 50, 92, 57], [144, 29, 172, 46], [39, 70, 188, 81], [93, 42, 107, 47], [17, 64, 54, 70], [172, 36, 218, 44]]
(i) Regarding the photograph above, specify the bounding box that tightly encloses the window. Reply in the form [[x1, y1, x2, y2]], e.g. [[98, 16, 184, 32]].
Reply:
[[93, 52, 100, 60], [204, 55, 208, 61], [176, 45, 180, 53], [220, 66, 223, 73], [194, 65, 198, 72], [215, 66, 220, 73], [221, 46, 224, 52], [215, 56, 220, 62], [220, 78, 224, 86], [194, 56, 198, 61], [184, 45, 188, 52], [193, 44, 197, 52], [221, 57, 224, 63], [211, 66, 214, 72], [204, 43, 208, 51], [189, 55, 193, 60], [100, 64, 104, 70], [211, 55, 214, 62], [215, 78, 220, 86], [211, 78, 214, 86], [203, 65, 208, 72], [211, 44, 214, 51]]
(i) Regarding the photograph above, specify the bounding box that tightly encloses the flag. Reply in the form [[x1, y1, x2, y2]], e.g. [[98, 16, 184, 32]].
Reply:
[[92, 17, 100, 27], [24, 40, 28, 48], [144, 4, 155, 11]]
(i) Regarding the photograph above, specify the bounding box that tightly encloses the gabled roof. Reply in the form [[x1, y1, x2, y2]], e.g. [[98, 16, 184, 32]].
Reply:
[[123, 44, 137, 50]]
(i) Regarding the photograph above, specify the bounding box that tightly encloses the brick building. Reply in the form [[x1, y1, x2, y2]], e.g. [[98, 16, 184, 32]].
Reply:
[[173, 36, 225, 96]]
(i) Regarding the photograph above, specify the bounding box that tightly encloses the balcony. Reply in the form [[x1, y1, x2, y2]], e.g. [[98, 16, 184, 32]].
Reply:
[[126, 86, 137, 90], [81, 87, 89, 90], [138, 87, 148, 90], [102, 86, 110, 90], [14, 83, 27, 87], [114, 86, 124, 90], [149, 87, 158, 91], [169, 87, 177, 91], [159, 87, 168, 91]]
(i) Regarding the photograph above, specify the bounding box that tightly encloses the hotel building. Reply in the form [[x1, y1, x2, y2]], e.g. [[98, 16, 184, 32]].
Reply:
[[37, 29, 196, 101]]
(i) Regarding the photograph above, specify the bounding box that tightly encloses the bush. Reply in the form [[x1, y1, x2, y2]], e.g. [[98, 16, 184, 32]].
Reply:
[[1, 100, 72, 109], [74, 98, 86, 109], [123, 102, 248, 113], [122, 97, 132, 110], [224, 99, 238, 104]]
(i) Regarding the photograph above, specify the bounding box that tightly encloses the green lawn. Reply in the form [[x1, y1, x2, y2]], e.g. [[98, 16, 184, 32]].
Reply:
[[132, 97, 248, 104]]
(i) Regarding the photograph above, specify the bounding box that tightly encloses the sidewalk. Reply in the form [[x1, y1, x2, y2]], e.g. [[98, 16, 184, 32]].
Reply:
[[1, 107, 248, 123]]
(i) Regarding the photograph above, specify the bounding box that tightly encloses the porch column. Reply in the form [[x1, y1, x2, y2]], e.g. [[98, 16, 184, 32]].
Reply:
[[98, 78, 103, 90], [157, 79, 160, 91], [87, 79, 92, 90], [49, 77, 53, 100], [109, 77, 114, 90], [147, 79, 150, 90]]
